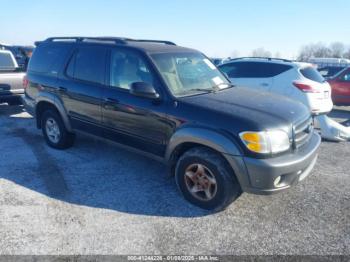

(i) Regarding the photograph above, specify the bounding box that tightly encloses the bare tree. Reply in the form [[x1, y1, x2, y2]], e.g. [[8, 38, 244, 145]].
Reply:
[[298, 45, 315, 61], [298, 43, 332, 61], [313, 44, 332, 58], [298, 42, 350, 61], [342, 47, 350, 59], [251, 48, 272, 57], [330, 42, 345, 58]]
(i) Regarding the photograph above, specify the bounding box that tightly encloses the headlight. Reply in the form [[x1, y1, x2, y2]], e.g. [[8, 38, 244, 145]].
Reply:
[[239, 130, 290, 154]]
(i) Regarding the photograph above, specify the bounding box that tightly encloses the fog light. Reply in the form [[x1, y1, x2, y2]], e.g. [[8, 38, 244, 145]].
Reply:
[[274, 176, 281, 187]]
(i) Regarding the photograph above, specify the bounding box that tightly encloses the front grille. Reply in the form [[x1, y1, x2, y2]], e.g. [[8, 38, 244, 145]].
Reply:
[[293, 117, 313, 149]]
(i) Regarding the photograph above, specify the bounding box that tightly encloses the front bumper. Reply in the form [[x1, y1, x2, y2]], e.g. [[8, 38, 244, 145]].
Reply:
[[226, 132, 321, 195]]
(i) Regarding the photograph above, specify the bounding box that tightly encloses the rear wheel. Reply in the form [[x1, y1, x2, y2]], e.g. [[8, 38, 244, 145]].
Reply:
[[175, 147, 241, 211], [41, 109, 75, 149]]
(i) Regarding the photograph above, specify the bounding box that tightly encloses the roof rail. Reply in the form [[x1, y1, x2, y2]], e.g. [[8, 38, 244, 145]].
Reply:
[[229, 57, 292, 63], [132, 39, 176, 45], [35, 37, 176, 46]]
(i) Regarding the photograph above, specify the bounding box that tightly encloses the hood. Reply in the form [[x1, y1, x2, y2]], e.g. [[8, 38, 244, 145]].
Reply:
[[178, 87, 310, 131]]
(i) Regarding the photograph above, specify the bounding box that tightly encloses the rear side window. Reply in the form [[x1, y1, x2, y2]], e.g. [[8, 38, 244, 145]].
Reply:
[[0, 52, 16, 69], [300, 67, 325, 83], [220, 62, 292, 78], [29, 44, 70, 75], [66, 47, 106, 85]]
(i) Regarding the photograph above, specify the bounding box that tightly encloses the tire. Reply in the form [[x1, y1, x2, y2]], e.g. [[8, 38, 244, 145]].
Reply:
[[41, 109, 75, 149], [175, 147, 241, 212]]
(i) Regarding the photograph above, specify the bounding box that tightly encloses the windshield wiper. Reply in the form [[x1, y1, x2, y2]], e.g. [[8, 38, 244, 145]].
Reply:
[[188, 88, 217, 93], [182, 84, 235, 96]]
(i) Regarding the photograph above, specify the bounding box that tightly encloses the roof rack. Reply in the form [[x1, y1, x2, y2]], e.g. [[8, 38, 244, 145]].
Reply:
[[35, 37, 176, 46], [229, 57, 292, 63]]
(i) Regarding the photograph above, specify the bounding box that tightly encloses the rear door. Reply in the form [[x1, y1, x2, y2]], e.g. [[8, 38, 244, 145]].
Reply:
[[57, 45, 107, 135]]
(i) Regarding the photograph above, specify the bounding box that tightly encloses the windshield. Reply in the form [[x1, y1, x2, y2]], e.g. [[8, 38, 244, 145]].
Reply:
[[151, 52, 231, 97]]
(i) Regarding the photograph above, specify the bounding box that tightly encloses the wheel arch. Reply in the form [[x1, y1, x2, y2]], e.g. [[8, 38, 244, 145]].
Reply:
[[165, 127, 243, 176], [35, 94, 72, 132]]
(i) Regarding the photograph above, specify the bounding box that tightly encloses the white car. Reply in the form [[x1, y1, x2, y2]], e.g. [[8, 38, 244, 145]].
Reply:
[[219, 58, 333, 115]]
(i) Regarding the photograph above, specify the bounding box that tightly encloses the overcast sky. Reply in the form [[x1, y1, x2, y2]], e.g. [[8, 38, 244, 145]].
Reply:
[[1, 0, 349, 58]]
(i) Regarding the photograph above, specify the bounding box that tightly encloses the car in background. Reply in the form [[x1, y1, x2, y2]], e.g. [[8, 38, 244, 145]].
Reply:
[[309, 57, 350, 68], [327, 67, 350, 106], [0, 43, 34, 70], [0, 50, 26, 105], [317, 66, 346, 79], [219, 57, 333, 115]]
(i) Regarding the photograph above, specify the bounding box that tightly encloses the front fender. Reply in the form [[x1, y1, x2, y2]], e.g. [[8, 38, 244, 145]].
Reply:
[[165, 127, 251, 190], [165, 127, 242, 162]]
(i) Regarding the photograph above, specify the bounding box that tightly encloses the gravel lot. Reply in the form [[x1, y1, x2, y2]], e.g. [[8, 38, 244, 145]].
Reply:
[[0, 104, 349, 255]]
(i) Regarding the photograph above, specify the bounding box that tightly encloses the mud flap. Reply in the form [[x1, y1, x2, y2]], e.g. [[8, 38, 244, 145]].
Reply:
[[315, 115, 350, 142]]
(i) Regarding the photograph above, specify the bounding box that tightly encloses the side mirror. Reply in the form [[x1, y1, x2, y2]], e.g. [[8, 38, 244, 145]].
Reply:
[[130, 82, 160, 99]]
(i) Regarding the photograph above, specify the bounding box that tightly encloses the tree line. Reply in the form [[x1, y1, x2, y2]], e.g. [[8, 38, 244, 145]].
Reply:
[[229, 42, 350, 61], [298, 42, 350, 61]]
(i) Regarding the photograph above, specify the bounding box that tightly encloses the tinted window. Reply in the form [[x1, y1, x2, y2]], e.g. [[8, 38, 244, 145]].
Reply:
[[0, 52, 16, 69], [300, 67, 325, 83], [219, 63, 239, 78], [29, 44, 70, 75], [318, 66, 345, 78], [66, 47, 106, 85], [110, 49, 154, 89], [220, 62, 292, 78]]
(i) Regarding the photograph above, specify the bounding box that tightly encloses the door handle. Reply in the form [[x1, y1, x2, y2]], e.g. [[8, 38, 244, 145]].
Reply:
[[260, 83, 269, 87]]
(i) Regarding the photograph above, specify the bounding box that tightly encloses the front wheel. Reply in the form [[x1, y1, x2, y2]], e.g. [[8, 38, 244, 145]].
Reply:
[[175, 147, 241, 212], [41, 109, 75, 149]]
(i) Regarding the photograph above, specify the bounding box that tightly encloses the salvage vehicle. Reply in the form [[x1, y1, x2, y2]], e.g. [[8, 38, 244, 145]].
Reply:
[[0, 50, 26, 105], [327, 67, 350, 106], [23, 37, 321, 211], [219, 57, 333, 115]]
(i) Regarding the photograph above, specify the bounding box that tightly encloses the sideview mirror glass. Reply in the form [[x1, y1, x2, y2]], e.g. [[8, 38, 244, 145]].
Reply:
[[130, 82, 160, 99]]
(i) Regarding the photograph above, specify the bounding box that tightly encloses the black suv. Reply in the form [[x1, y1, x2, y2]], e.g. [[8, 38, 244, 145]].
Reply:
[[23, 37, 321, 211]]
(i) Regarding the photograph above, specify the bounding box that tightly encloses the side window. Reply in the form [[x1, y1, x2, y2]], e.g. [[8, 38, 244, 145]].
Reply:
[[66, 47, 106, 85], [0, 52, 16, 69], [29, 44, 70, 75], [238, 62, 292, 78], [219, 63, 239, 78], [110, 49, 154, 90], [268, 63, 293, 77]]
